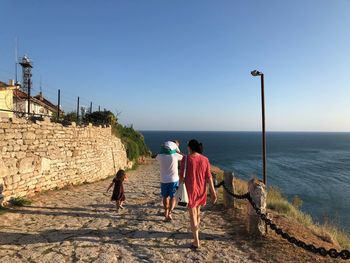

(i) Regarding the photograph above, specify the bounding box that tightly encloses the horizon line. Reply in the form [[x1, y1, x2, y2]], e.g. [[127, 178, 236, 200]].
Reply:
[[139, 130, 350, 133]]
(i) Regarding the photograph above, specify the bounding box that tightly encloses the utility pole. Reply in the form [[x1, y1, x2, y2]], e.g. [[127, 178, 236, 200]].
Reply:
[[251, 70, 267, 185], [76, 96, 80, 123], [27, 78, 31, 115], [57, 89, 61, 120]]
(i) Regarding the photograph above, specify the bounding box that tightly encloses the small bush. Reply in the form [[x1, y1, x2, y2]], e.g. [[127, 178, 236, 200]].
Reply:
[[267, 199, 293, 214], [9, 197, 31, 206], [84, 111, 116, 125]]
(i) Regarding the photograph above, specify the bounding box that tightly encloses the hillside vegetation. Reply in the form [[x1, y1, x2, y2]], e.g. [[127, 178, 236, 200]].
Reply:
[[84, 110, 150, 161]]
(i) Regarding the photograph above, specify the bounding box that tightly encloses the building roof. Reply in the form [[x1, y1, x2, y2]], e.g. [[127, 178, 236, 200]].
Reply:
[[34, 93, 58, 111], [13, 89, 63, 114], [0, 81, 17, 91]]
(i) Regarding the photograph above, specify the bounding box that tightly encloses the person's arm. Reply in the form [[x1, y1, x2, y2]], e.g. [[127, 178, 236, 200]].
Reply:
[[176, 149, 185, 156], [208, 177, 217, 204], [106, 181, 114, 192], [206, 160, 217, 204]]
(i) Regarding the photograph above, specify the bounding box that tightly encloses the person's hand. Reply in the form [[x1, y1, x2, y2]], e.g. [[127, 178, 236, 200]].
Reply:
[[211, 192, 217, 204]]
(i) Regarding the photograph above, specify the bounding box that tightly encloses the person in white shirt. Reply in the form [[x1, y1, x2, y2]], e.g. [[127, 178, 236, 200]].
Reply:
[[156, 140, 183, 221]]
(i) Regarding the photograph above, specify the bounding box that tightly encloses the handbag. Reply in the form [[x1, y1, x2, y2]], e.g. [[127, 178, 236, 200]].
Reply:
[[176, 156, 189, 207]]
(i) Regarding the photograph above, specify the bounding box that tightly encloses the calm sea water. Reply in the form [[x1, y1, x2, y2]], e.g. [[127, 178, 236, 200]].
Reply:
[[141, 131, 350, 232]]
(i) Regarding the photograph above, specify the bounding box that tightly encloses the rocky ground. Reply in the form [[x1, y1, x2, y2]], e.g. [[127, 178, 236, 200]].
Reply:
[[0, 160, 340, 262]]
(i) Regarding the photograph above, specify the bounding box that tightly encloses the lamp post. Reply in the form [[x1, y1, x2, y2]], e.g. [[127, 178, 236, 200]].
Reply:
[[251, 70, 267, 185]]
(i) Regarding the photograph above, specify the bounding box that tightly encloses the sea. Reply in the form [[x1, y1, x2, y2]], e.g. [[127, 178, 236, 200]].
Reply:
[[141, 131, 350, 232]]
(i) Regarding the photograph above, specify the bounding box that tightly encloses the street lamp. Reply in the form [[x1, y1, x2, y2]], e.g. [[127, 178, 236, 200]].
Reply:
[[251, 70, 267, 185]]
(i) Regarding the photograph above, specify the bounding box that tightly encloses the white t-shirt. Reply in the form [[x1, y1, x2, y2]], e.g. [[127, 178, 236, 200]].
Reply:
[[156, 153, 183, 183]]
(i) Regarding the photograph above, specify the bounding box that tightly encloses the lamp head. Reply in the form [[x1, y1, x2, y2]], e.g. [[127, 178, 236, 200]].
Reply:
[[251, 70, 263, 76]]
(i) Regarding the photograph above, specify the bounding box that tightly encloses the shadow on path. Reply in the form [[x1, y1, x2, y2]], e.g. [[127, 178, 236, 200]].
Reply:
[[0, 228, 227, 245]]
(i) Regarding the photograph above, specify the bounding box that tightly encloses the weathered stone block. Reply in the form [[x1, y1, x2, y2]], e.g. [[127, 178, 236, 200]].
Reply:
[[40, 158, 51, 172], [18, 157, 35, 174], [12, 174, 20, 183], [5, 133, 15, 140], [0, 157, 9, 179], [23, 132, 36, 140], [15, 151, 26, 159], [20, 145, 28, 151]]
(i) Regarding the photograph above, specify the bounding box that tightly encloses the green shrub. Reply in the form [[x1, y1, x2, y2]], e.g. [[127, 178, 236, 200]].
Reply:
[[84, 111, 116, 125], [9, 197, 31, 206], [125, 139, 140, 160], [112, 123, 149, 161], [63, 112, 77, 123]]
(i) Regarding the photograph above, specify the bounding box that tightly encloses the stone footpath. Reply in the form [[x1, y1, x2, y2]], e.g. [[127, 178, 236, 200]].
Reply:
[[0, 161, 270, 263]]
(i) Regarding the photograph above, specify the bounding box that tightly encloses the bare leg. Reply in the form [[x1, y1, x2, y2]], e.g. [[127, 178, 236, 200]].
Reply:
[[119, 201, 125, 209], [163, 197, 170, 218], [168, 197, 176, 220], [189, 207, 200, 247], [197, 206, 201, 226]]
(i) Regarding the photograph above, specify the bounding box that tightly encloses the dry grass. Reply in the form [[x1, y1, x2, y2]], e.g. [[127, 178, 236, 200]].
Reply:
[[267, 186, 313, 226], [267, 186, 350, 249], [211, 165, 350, 251], [311, 223, 350, 250]]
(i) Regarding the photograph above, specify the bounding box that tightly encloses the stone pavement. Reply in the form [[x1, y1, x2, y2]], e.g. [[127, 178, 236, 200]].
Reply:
[[0, 161, 268, 263]]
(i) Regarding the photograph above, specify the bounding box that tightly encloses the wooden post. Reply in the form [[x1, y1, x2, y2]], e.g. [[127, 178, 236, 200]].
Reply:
[[247, 178, 267, 237], [223, 171, 234, 209]]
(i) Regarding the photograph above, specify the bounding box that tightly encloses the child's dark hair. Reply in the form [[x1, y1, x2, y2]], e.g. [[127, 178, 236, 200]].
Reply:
[[188, 139, 203, 154], [116, 169, 126, 181]]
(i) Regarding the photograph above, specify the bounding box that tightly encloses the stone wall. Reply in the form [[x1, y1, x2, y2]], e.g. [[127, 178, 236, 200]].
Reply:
[[0, 117, 130, 204]]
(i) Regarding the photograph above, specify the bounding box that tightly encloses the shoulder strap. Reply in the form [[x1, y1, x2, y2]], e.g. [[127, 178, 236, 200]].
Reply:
[[183, 155, 188, 179]]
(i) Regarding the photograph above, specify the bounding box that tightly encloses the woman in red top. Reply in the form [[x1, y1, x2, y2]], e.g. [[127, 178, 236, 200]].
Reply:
[[180, 139, 217, 249]]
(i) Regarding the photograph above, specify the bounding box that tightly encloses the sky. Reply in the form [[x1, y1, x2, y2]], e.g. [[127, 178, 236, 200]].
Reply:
[[0, 0, 349, 131]]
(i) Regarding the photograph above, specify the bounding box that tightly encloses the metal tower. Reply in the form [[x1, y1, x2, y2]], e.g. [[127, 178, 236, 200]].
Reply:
[[19, 55, 33, 94]]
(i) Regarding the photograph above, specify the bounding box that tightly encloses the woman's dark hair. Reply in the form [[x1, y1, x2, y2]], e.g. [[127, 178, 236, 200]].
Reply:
[[188, 139, 203, 154], [116, 169, 126, 181]]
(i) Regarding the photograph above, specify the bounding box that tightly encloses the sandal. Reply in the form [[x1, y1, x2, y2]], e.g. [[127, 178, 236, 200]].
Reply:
[[190, 243, 200, 250], [168, 210, 173, 221]]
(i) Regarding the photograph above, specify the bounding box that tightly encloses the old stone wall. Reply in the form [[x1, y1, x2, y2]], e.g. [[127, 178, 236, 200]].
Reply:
[[0, 118, 130, 204]]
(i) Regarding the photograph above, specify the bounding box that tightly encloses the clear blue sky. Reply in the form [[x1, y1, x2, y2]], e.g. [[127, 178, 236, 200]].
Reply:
[[1, 0, 349, 131]]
